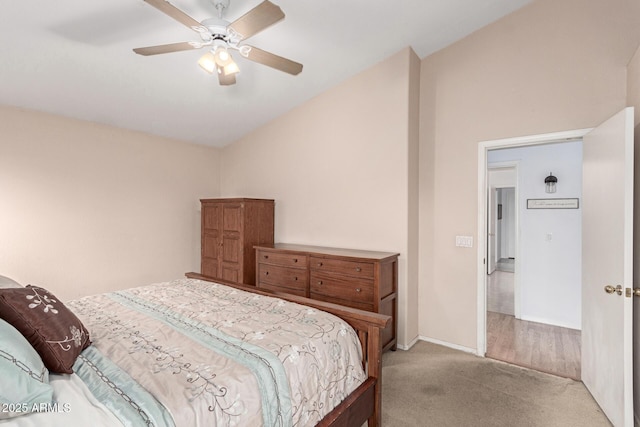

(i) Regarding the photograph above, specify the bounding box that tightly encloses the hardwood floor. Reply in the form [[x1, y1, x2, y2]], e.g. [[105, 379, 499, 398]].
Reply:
[[496, 257, 515, 272], [486, 270, 581, 380], [487, 270, 514, 315]]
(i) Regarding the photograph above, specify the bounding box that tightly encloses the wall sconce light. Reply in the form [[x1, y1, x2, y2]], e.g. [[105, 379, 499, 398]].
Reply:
[[545, 172, 557, 193]]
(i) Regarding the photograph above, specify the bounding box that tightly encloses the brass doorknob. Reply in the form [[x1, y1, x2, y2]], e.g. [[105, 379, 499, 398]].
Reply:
[[604, 285, 623, 295]]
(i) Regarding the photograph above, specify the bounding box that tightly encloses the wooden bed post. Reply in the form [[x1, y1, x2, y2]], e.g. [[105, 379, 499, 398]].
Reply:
[[368, 324, 382, 427]]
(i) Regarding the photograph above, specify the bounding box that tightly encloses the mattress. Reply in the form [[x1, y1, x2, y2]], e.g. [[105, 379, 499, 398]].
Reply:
[[2, 278, 366, 426]]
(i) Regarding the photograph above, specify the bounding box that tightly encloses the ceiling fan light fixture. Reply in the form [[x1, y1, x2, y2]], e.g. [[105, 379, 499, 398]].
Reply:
[[197, 51, 217, 74], [216, 62, 240, 77], [223, 59, 240, 75], [214, 46, 232, 66]]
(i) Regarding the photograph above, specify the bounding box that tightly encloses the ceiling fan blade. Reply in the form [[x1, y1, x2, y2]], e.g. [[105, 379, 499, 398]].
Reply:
[[143, 0, 203, 31], [242, 46, 302, 75], [218, 71, 237, 86], [228, 1, 285, 41], [133, 41, 198, 56]]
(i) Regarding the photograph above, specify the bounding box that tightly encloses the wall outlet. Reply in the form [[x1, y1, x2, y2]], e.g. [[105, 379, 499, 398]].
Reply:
[[455, 236, 473, 248]]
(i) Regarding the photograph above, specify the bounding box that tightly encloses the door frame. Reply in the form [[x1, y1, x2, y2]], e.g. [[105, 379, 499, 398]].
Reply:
[[476, 128, 591, 355]]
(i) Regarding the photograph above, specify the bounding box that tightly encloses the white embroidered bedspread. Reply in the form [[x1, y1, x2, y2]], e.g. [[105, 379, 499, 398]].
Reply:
[[66, 278, 366, 427]]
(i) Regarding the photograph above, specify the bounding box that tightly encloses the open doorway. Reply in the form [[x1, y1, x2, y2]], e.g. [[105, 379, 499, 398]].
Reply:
[[480, 136, 584, 380], [486, 176, 517, 318], [477, 109, 635, 426]]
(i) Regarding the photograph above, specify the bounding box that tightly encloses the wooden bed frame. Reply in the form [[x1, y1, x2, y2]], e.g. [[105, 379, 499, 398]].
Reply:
[[186, 272, 390, 427]]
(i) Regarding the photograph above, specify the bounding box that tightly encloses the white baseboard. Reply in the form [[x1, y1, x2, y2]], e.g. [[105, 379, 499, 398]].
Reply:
[[398, 335, 478, 355], [396, 335, 421, 351], [519, 315, 581, 331]]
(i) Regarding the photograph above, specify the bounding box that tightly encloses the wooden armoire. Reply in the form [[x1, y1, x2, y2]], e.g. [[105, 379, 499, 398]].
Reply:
[[200, 198, 274, 285]]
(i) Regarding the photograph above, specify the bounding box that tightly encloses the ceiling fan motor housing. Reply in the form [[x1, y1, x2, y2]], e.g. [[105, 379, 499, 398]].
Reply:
[[200, 17, 237, 44]]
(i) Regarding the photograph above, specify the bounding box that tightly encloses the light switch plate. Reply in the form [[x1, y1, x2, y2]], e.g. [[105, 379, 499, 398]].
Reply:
[[455, 236, 473, 248]]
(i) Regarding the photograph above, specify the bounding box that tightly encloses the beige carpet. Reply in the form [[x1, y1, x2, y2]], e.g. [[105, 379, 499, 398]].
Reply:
[[381, 341, 611, 426]]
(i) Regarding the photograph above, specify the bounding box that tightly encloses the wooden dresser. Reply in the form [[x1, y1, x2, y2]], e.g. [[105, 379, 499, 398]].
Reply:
[[255, 243, 399, 351], [201, 198, 274, 285]]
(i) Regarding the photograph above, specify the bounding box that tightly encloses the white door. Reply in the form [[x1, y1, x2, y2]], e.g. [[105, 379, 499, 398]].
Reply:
[[487, 187, 497, 274], [582, 107, 634, 427]]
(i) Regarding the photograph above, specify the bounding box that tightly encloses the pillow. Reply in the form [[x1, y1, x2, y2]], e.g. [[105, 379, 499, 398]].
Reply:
[[0, 275, 23, 289], [0, 318, 53, 419], [0, 285, 91, 374]]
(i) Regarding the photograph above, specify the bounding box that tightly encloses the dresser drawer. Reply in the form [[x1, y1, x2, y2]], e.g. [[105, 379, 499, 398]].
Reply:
[[310, 291, 374, 312], [310, 272, 374, 304], [257, 250, 307, 268], [259, 282, 307, 297], [257, 263, 307, 291], [310, 256, 374, 279]]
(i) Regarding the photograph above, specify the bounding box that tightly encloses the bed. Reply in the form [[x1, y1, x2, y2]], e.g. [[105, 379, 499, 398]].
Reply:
[[0, 273, 389, 426]]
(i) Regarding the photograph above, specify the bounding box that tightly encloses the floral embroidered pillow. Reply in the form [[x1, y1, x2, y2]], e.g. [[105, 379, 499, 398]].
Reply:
[[0, 285, 91, 374]]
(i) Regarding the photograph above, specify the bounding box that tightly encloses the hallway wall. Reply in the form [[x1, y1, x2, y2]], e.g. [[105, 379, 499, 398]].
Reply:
[[488, 142, 583, 329]]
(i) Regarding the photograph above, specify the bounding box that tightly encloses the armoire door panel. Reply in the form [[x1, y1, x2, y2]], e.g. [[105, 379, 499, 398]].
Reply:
[[201, 260, 218, 278], [221, 266, 239, 283], [222, 205, 242, 232], [202, 233, 219, 260], [222, 237, 240, 264], [203, 204, 221, 231]]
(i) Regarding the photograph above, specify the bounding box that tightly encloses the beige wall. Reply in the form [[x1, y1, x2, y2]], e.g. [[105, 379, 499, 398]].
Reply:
[[419, 0, 640, 349], [0, 106, 220, 301], [220, 48, 419, 346]]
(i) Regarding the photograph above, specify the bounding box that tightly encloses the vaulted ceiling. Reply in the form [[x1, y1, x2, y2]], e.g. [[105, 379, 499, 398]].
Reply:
[[0, 0, 531, 147]]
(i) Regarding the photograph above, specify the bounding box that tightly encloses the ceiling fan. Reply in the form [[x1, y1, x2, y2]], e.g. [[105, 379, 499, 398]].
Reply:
[[133, 0, 303, 85]]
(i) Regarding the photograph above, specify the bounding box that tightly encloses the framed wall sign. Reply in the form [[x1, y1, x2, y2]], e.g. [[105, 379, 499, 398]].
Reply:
[[527, 198, 579, 209]]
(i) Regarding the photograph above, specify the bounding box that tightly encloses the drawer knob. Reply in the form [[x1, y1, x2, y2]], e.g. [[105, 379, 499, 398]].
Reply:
[[263, 255, 269, 259], [318, 280, 323, 285], [317, 262, 323, 267], [293, 258, 298, 263], [355, 288, 361, 293], [265, 271, 269, 276], [294, 277, 298, 281], [356, 267, 361, 272]]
